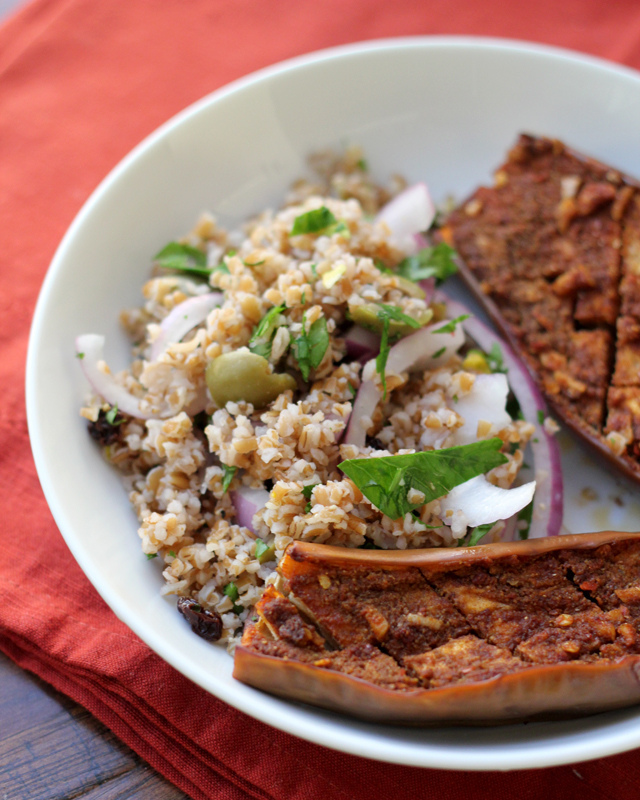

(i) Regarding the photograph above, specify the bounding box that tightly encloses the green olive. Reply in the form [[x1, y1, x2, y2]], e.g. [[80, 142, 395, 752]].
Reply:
[[348, 303, 433, 336], [393, 275, 426, 299], [206, 349, 297, 408]]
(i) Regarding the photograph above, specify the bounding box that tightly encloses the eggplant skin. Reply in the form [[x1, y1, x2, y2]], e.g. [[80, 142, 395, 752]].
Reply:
[[233, 532, 640, 725]]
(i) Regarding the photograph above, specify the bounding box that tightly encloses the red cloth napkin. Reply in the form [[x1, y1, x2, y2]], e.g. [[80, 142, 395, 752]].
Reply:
[[5, 1, 640, 798]]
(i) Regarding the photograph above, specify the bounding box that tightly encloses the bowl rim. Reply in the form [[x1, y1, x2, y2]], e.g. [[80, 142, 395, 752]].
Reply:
[[26, 34, 640, 771]]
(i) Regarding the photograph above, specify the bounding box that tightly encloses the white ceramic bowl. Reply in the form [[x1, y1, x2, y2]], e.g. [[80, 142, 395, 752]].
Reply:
[[27, 36, 640, 770]]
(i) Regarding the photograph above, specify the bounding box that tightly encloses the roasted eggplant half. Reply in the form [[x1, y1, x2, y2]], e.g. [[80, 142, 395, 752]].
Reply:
[[440, 134, 640, 486], [234, 532, 640, 724]]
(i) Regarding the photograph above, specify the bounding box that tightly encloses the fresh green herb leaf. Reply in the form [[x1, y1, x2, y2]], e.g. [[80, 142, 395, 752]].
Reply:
[[154, 242, 210, 277], [517, 499, 534, 540], [254, 539, 275, 563], [232, 604, 244, 615], [214, 261, 231, 275], [291, 314, 329, 381], [325, 219, 350, 238], [338, 439, 508, 520], [537, 409, 545, 425], [221, 464, 237, 493], [301, 484, 317, 501], [105, 405, 124, 425], [168, 550, 176, 558], [301, 291, 306, 305], [374, 304, 421, 400], [304, 502, 312, 513], [433, 314, 469, 335], [467, 523, 494, 546], [146, 553, 157, 560], [357, 158, 368, 171], [76, 352, 85, 359], [223, 582, 239, 602], [431, 346, 446, 359], [486, 343, 507, 374], [249, 304, 287, 360], [244, 259, 265, 267], [509, 441, 520, 455], [347, 383, 357, 398], [310, 263, 318, 277], [396, 243, 458, 284], [291, 206, 337, 236]]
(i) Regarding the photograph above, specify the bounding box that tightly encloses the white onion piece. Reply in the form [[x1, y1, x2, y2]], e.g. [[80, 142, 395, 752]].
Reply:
[[438, 292, 564, 538], [440, 475, 536, 533], [386, 318, 465, 374], [231, 486, 270, 533], [150, 292, 222, 360], [450, 373, 511, 446], [376, 183, 436, 255], [345, 380, 381, 448], [76, 334, 166, 419], [344, 318, 466, 447], [344, 325, 379, 363]]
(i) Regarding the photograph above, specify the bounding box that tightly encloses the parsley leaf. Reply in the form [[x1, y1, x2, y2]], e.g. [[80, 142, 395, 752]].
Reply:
[[396, 243, 458, 284], [433, 314, 469, 335], [374, 304, 421, 399], [249, 304, 287, 359], [223, 582, 239, 602], [154, 242, 211, 277], [291, 206, 337, 236], [105, 405, 124, 426], [291, 314, 329, 381], [537, 409, 545, 425], [146, 553, 157, 560], [221, 464, 237, 493], [338, 439, 508, 520], [76, 352, 85, 360], [486, 343, 507, 374]]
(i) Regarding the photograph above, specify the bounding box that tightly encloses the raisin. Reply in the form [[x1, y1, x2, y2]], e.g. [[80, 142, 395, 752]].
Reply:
[[88, 409, 125, 446], [177, 597, 223, 641], [365, 435, 385, 451]]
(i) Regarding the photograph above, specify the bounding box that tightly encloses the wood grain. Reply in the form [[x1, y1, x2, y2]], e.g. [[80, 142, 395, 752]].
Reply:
[[0, 651, 190, 800]]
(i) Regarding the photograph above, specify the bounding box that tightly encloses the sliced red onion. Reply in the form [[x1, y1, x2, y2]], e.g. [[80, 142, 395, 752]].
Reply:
[[344, 324, 379, 363], [231, 486, 270, 533], [344, 318, 466, 447], [149, 292, 222, 360], [376, 183, 436, 255], [76, 334, 164, 419], [438, 292, 564, 538], [440, 475, 536, 531]]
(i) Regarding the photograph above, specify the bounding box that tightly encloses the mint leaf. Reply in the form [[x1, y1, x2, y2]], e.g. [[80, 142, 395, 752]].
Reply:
[[291, 206, 337, 236], [338, 439, 508, 520], [221, 464, 237, 493], [291, 314, 329, 381], [397, 243, 458, 284], [249, 304, 287, 359], [154, 242, 210, 277]]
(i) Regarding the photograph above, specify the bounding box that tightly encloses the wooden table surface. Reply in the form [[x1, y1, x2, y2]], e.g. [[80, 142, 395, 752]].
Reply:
[[0, 651, 190, 799]]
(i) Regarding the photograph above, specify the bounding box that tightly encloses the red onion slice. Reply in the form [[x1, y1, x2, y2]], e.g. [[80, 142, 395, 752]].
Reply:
[[438, 293, 564, 538], [150, 292, 222, 360], [440, 475, 536, 532], [231, 486, 270, 533], [343, 324, 379, 363], [76, 333, 168, 419], [376, 183, 436, 255], [345, 318, 466, 447]]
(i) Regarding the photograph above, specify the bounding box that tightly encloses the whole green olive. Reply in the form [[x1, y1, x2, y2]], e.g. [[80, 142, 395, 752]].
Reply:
[[206, 349, 297, 408]]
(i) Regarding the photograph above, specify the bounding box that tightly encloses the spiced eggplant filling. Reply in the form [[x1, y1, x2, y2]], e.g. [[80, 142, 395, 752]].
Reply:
[[234, 533, 640, 723]]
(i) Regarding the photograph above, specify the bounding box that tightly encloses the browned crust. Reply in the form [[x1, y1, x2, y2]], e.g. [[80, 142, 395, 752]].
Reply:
[[233, 533, 640, 724]]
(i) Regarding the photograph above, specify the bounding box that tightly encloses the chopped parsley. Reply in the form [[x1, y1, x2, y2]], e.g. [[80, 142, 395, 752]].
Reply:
[[244, 258, 265, 267], [223, 582, 243, 614], [431, 346, 446, 359], [300, 483, 319, 513], [221, 464, 237, 493], [347, 383, 357, 398], [291, 206, 337, 236], [537, 409, 546, 425], [291, 313, 329, 381], [374, 304, 421, 399], [249, 303, 287, 359], [146, 553, 157, 560], [486, 342, 507, 374], [433, 315, 470, 335], [168, 550, 176, 558], [396, 243, 458, 284], [338, 439, 507, 520], [467, 523, 494, 547], [105, 405, 124, 425], [517, 499, 534, 540], [76, 352, 85, 359]]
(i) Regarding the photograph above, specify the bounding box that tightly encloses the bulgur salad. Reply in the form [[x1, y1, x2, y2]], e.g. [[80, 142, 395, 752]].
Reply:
[[76, 150, 561, 649]]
